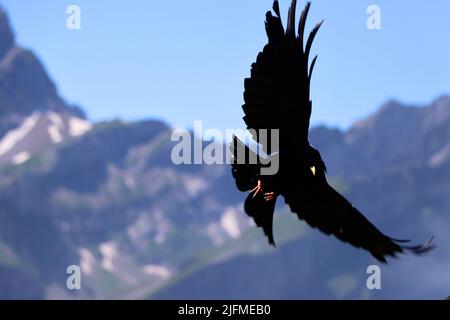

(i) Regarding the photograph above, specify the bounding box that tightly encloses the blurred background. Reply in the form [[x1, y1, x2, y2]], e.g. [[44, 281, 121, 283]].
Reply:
[[0, 0, 449, 299]]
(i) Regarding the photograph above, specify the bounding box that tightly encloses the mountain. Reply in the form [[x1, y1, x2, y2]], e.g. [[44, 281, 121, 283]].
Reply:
[[0, 118, 257, 299], [1, 96, 449, 299], [0, 7, 255, 299], [310, 97, 450, 178], [0, 6, 449, 299], [0, 7, 89, 166], [0, 9, 14, 62]]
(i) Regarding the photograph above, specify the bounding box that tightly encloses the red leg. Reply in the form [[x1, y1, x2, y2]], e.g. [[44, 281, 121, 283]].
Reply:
[[250, 180, 262, 199], [264, 192, 277, 201]]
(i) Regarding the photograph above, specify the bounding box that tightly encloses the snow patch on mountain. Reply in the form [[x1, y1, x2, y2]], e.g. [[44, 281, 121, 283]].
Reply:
[[69, 117, 92, 137], [0, 112, 39, 157], [79, 248, 96, 275], [0, 111, 92, 165], [142, 265, 171, 279], [99, 242, 118, 272], [429, 144, 450, 168], [206, 206, 251, 245], [220, 207, 242, 239], [12, 151, 30, 165]]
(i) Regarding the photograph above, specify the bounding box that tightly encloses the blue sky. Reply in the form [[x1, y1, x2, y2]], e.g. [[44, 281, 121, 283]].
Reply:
[[2, 0, 450, 131]]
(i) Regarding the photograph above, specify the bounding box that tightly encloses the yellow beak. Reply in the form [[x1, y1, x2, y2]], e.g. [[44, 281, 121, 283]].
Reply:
[[310, 166, 316, 176]]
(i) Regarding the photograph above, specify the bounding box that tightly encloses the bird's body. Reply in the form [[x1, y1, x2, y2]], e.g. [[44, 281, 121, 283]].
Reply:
[[231, 0, 434, 262]]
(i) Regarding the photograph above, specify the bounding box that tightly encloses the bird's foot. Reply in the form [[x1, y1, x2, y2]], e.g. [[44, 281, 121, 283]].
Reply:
[[251, 180, 262, 199], [264, 192, 277, 201]]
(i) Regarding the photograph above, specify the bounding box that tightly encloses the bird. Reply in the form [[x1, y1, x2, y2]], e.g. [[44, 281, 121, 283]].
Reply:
[[230, 0, 435, 263]]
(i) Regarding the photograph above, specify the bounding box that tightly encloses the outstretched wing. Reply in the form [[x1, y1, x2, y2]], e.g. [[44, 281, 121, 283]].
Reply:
[[284, 180, 435, 263], [242, 1, 322, 152]]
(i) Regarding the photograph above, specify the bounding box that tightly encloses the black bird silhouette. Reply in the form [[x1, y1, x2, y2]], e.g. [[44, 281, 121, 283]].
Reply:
[[230, 0, 435, 262]]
